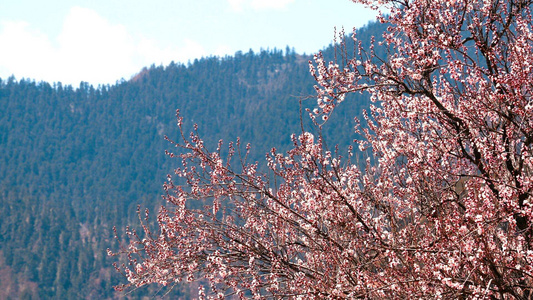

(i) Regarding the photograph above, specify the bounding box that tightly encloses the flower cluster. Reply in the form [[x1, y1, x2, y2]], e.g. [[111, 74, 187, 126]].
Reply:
[[112, 0, 533, 298]]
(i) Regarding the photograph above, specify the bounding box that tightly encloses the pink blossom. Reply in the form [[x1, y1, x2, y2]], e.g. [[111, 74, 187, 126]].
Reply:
[[111, 0, 533, 298]]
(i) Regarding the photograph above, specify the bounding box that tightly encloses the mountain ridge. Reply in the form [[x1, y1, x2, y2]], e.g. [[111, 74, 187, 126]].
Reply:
[[0, 20, 386, 298]]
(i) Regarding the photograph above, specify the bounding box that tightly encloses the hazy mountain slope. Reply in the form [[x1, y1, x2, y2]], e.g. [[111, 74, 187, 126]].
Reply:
[[0, 21, 386, 298]]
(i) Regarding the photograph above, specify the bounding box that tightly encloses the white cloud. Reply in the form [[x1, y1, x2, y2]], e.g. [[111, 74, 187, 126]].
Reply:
[[0, 7, 209, 86], [0, 21, 56, 81], [251, 0, 295, 10], [56, 6, 137, 85], [228, 0, 246, 12], [228, 0, 295, 11]]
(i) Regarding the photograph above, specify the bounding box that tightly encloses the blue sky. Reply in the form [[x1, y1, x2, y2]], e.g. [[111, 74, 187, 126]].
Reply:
[[0, 0, 377, 86]]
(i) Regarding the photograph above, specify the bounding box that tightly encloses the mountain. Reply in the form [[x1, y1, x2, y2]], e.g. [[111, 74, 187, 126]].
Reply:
[[0, 21, 386, 298]]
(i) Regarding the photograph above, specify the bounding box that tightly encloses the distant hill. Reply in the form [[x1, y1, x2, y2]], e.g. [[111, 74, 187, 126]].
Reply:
[[0, 20, 386, 298]]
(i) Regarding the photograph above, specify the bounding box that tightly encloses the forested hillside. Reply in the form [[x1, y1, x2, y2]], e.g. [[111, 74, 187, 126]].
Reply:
[[0, 21, 385, 298]]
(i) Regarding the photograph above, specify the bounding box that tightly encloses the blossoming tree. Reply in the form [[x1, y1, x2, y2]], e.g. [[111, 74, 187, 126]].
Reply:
[[111, 0, 533, 298]]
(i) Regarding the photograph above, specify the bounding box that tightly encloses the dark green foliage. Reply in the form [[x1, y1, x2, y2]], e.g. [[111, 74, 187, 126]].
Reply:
[[0, 21, 384, 298]]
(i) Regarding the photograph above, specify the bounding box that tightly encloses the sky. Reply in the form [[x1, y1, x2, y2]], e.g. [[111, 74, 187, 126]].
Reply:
[[0, 0, 378, 86]]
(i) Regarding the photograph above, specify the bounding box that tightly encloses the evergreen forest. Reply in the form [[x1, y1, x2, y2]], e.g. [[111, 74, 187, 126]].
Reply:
[[0, 21, 386, 299]]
